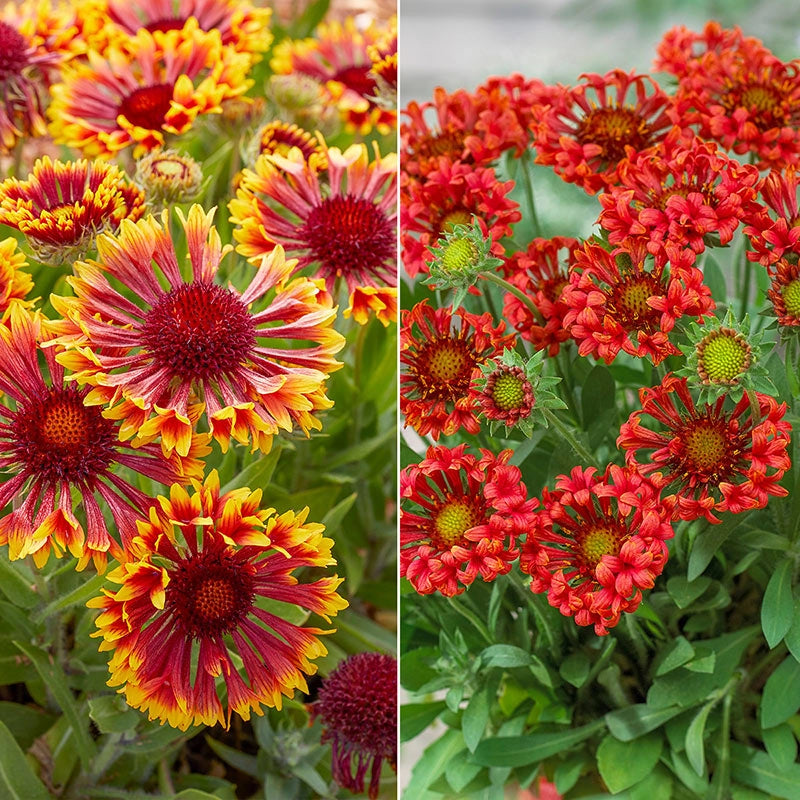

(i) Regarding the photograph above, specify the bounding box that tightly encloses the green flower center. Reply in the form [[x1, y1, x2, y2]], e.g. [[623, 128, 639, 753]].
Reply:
[[782, 279, 800, 317], [440, 237, 478, 273], [433, 501, 480, 548], [579, 526, 621, 570], [684, 423, 728, 472], [492, 372, 526, 410], [698, 329, 750, 383]]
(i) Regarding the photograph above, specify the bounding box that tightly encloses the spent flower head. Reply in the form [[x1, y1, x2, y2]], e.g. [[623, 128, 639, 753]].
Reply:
[[424, 220, 503, 309], [471, 348, 566, 436], [677, 307, 775, 404]]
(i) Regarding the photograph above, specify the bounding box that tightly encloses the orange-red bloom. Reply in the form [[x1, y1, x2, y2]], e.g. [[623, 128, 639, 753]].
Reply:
[[532, 69, 674, 195], [401, 300, 513, 440], [50, 205, 344, 457], [401, 445, 536, 597], [617, 374, 791, 522], [562, 239, 715, 365], [0, 307, 203, 572], [743, 166, 800, 267], [520, 465, 674, 635], [89, 470, 347, 729], [767, 257, 800, 327]]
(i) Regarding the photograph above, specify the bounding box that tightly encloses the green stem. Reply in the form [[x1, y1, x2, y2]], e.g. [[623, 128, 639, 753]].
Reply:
[[517, 151, 542, 238], [541, 407, 598, 467], [739, 256, 752, 319], [482, 271, 545, 325], [447, 597, 493, 645]]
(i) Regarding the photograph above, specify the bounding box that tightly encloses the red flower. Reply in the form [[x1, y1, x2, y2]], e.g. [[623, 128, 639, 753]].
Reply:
[[532, 69, 674, 195], [401, 157, 520, 278], [598, 129, 760, 260], [472, 363, 534, 427], [767, 257, 800, 327], [742, 166, 800, 267], [400, 300, 513, 440], [520, 465, 674, 635], [562, 239, 715, 365], [401, 445, 537, 597], [312, 652, 397, 800], [501, 236, 579, 355], [617, 374, 791, 522]]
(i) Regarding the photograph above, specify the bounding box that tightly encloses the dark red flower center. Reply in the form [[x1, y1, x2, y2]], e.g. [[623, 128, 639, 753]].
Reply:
[[333, 64, 376, 99], [10, 386, 116, 484], [118, 83, 175, 130], [144, 17, 187, 33], [141, 281, 256, 381], [301, 195, 394, 286], [166, 547, 255, 639], [607, 273, 662, 330], [576, 105, 653, 164], [0, 22, 27, 81]]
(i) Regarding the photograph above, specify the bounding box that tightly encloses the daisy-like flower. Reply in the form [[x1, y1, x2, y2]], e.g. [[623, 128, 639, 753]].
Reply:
[[401, 444, 537, 597], [474, 363, 534, 427], [0, 238, 34, 321], [0, 157, 146, 266], [0, 307, 205, 572], [401, 158, 521, 278], [76, 0, 272, 60], [249, 121, 324, 166], [312, 652, 397, 800], [230, 140, 397, 324], [598, 129, 760, 261], [401, 300, 513, 440], [520, 465, 674, 635], [562, 239, 715, 365], [742, 166, 800, 267], [501, 236, 579, 356], [48, 24, 252, 158], [134, 149, 203, 207], [768, 257, 800, 327], [617, 374, 791, 522], [270, 17, 396, 135], [88, 470, 347, 730], [367, 20, 397, 109], [533, 69, 674, 195], [50, 204, 344, 458]]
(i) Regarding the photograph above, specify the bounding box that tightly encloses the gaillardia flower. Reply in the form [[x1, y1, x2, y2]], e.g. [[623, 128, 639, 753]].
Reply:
[[768, 257, 800, 328], [532, 69, 674, 194], [0, 238, 34, 321], [312, 652, 397, 800], [401, 445, 537, 597], [230, 141, 397, 323], [249, 121, 324, 166], [50, 205, 344, 457], [562, 239, 715, 365], [48, 24, 251, 157], [401, 300, 514, 439], [520, 465, 675, 635], [0, 157, 146, 266], [618, 374, 791, 522], [89, 470, 347, 730], [134, 149, 203, 207], [0, 307, 203, 572]]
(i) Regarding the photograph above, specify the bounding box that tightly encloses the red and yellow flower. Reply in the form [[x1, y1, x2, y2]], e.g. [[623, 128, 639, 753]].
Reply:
[[0, 238, 34, 321], [48, 23, 252, 158], [743, 166, 800, 267], [89, 470, 347, 730], [0, 307, 204, 572], [401, 300, 514, 440], [230, 140, 397, 325], [617, 374, 791, 522], [562, 239, 715, 365], [401, 445, 537, 597], [0, 157, 146, 265], [50, 205, 344, 457], [768, 257, 800, 327], [520, 465, 674, 635]]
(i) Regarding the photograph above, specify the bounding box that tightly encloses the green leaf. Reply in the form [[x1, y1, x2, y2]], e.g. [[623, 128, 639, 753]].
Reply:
[[730, 742, 800, 799], [581, 365, 616, 428], [596, 731, 662, 793], [781, 596, 800, 663], [88, 695, 140, 734], [33, 571, 106, 623], [0, 703, 56, 751], [404, 729, 465, 796], [0, 720, 50, 799], [553, 756, 585, 795], [667, 576, 712, 609], [220, 444, 283, 494], [0, 559, 38, 609], [326, 427, 395, 469], [702, 253, 728, 301], [445, 749, 481, 793], [761, 559, 794, 649], [761, 656, 800, 728], [174, 792, 230, 800], [762, 723, 797, 771], [559, 652, 590, 688], [629, 765, 674, 800], [685, 701, 715, 776], [205, 736, 261, 779], [479, 644, 532, 669], [687, 517, 745, 581], [472, 720, 605, 767], [655, 637, 695, 676], [320, 492, 357, 536], [605, 704, 684, 741], [13, 642, 95, 769], [287, 0, 330, 38], [463, 688, 490, 753], [401, 701, 447, 743]]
